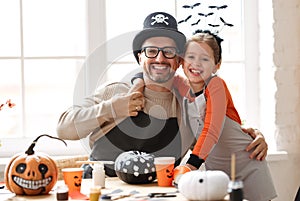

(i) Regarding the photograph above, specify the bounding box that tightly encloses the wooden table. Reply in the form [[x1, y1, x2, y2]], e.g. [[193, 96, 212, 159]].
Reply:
[[0, 177, 231, 201]]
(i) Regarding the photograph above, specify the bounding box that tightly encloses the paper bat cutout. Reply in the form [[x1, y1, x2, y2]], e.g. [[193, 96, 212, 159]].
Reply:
[[182, 3, 201, 9], [208, 23, 220, 27], [198, 12, 214, 17], [191, 19, 201, 26], [178, 15, 192, 24], [220, 17, 234, 27], [208, 5, 228, 10]]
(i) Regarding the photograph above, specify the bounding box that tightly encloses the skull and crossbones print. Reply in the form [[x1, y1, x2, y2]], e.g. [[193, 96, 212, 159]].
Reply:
[[151, 14, 169, 25]]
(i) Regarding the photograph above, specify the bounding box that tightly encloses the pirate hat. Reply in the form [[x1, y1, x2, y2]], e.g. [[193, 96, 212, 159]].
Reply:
[[132, 12, 186, 63]]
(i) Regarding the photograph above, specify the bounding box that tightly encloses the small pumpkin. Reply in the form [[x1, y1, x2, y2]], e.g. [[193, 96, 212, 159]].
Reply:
[[114, 150, 156, 184], [4, 134, 67, 195], [178, 170, 230, 200]]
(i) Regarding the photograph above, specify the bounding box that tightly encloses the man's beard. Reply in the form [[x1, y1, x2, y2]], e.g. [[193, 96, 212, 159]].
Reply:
[[144, 63, 176, 83], [148, 71, 175, 83]]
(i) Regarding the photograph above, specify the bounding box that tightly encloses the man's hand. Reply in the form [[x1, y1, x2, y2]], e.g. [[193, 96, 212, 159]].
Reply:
[[128, 77, 145, 94], [112, 92, 144, 117], [242, 127, 268, 161]]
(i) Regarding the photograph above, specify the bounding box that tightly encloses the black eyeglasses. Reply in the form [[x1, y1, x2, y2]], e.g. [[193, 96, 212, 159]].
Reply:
[[141, 46, 178, 59]]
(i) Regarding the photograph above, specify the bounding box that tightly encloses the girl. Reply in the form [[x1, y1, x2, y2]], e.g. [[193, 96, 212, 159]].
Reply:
[[173, 30, 277, 201]]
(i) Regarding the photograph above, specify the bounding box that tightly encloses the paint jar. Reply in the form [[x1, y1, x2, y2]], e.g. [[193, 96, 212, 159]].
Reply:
[[89, 186, 101, 201], [228, 180, 244, 201], [56, 185, 69, 200], [92, 162, 105, 188]]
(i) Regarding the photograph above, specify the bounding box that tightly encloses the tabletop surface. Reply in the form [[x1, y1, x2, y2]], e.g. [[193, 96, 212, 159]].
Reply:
[[0, 177, 231, 201]]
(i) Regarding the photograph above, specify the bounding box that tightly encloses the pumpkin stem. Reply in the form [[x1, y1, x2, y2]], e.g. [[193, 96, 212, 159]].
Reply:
[[25, 134, 67, 155]]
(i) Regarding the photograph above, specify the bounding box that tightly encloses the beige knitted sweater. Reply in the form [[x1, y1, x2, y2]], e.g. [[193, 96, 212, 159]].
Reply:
[[57, 82, 194, 156]]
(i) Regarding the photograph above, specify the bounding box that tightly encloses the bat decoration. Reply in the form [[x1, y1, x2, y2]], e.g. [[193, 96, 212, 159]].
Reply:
[[220, 17, 234, 27], [178, 15, 192, 24], [191, 19, 201, 26], [198, 12, 214, 17], [182, 3, 201, 9], [178, 2, 234, 34], [208, 5, 228, 10], [208, 23, 220, 27]]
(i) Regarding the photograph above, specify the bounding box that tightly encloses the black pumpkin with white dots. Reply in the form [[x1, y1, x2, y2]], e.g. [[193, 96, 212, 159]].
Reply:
[[114, 151, 156, 184]]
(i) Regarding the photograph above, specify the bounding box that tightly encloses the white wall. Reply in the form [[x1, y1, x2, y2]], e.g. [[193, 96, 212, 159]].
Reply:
[[268, 154, 300, 200], [267, 0, 300, 200]]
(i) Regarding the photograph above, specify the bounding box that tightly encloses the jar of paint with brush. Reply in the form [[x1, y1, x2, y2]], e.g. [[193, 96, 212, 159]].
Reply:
[[228, 180, 243, 201], [228, 153, 243, 201]]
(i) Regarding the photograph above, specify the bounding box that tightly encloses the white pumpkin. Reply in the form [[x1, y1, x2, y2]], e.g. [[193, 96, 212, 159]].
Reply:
[[178, 170, 230, 200]]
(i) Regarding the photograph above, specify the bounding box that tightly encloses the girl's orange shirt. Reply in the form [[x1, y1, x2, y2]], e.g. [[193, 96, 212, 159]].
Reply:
[[173, 75, 241, 159]]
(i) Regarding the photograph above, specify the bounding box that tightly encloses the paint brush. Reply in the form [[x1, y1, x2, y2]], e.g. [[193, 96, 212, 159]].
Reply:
[[231, 153, 236, 181], [76, 161, 114, 165]]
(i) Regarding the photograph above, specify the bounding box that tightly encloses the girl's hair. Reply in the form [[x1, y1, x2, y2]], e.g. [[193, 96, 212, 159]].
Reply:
[[184, 30, 223, 64]]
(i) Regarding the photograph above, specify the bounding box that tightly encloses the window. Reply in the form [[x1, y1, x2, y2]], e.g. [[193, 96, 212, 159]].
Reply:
[[0, 0, 276, 157], [0, 0, 87, 156]]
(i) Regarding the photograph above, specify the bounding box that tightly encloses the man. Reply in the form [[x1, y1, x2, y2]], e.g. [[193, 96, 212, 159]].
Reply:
[[57, 11, 268, 177]]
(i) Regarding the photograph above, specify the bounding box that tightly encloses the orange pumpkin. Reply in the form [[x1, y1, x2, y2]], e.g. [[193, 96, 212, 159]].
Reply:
[[4, 134, 67, 195]]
